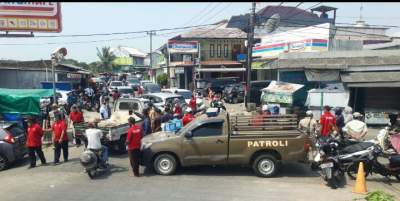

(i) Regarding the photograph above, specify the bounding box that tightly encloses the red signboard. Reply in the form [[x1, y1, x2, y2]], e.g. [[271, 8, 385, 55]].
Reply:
[[0, 2, 61, 33]]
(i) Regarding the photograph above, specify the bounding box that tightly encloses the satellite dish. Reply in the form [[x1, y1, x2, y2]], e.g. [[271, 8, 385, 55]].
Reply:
[[265, 13, 280, 33]]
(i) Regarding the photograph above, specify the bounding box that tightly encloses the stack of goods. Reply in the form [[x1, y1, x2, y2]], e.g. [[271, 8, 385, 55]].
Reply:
[[97, 111, 141, 128]]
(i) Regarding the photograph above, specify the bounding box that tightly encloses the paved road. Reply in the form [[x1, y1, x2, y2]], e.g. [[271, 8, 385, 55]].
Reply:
[[1, 102, 400, 201]]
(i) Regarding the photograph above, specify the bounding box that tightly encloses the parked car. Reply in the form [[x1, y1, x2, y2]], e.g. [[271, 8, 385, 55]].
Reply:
[[249, 80, 272, 106], [127, 77, 141, 90], [223, 84, 245, 104], [116, 86, 135, 99], [0, 122, 28, 171], [108, 81, 123, 91], [161, 88, 206, 112], [142, 83, 161, 94], [140, 80, 152, 86], [208, 77, 240, 94], [141, 93, 186, 112]]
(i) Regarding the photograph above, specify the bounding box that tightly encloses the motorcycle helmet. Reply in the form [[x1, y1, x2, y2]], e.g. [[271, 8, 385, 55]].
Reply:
[[80, 150, 98, 169]]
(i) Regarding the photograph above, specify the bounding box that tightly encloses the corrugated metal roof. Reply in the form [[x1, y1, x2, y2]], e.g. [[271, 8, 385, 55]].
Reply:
[[110, 46, 147, 58]]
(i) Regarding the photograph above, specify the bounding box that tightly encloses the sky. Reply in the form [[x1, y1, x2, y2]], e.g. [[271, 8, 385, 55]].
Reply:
[[2, 2, 400, 63]]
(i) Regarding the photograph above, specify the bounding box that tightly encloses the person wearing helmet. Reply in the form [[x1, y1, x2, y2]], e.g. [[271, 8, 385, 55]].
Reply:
[[173, 102, 182, 118], [182, 108, 195, 126], [342, 112, 368, 141], [299, 110, 317, 136]]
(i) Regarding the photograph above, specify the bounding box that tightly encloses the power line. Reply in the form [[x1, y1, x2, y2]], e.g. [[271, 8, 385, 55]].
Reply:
[[181, 3, 213, 26], [192, 3, 222, 25], [9, 23, 217, 38], [199, 2, 233, 25]]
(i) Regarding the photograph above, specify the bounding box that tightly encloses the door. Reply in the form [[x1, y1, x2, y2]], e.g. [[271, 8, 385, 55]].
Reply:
[[181, 121, 228, 166]]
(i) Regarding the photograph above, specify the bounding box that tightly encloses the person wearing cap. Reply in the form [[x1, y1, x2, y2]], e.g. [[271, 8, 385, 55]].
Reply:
[[319, 105, 337, 139], [26, 117, 47, 169], [182, 108, 195, 126], [69, 104, 84, 147], [85, 122, 108, 167], [299, 110, 318, 136], [126, 117, 143, 177], [342, 112, 368, 140]]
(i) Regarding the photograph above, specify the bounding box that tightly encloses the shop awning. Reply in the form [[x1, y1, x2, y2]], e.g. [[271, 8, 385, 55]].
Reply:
[[341, 71, 400, 87], [196, 68, 246, 72]]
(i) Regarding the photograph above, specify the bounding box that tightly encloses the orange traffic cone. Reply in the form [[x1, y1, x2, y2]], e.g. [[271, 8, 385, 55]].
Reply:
[[352, 161, 367, 194]]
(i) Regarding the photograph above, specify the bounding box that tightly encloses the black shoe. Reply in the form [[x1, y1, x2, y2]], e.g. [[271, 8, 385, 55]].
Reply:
[[64, 159, 68, 163], [28, 165, 36, 169], [53, 162, 61, 166]]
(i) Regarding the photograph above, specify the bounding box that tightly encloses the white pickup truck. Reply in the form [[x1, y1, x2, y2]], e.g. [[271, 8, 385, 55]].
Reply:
[[76, 98, 149, 153]]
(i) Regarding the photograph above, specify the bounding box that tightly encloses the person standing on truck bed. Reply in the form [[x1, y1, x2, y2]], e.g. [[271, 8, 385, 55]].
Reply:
[[26, 117, 47, 169], [182, 108, 195, 126], [319, 106, 337, 140], [126, 117, 143, 177]]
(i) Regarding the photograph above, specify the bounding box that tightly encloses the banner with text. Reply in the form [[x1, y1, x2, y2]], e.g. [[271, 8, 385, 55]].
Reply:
[[168, 41, 198, 54]]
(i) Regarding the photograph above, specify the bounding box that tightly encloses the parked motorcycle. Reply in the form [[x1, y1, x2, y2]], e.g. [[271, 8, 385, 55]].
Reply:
[[80, 149, 109, 179], [312, 136, 345, 189], [346, 141, 400, 181]]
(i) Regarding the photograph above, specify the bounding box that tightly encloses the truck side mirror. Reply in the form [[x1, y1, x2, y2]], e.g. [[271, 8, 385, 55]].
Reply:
[[185, 131, 193, 138]]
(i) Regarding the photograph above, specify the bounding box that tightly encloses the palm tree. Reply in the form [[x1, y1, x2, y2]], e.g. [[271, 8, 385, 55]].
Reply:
[[96, 46, 116, 72]]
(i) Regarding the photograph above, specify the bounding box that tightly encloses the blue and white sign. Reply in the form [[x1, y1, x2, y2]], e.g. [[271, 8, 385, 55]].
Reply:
[[168, 40, 198, 53]]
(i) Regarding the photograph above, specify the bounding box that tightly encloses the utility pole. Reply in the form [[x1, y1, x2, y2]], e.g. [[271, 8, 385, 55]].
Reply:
[[245, 2, 256, 108], [147, 31, 156, 82]]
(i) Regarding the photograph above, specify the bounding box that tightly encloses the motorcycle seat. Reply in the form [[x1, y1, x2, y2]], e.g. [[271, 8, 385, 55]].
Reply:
[[340, 142, 375, 154], [389, 154, 400, 166]]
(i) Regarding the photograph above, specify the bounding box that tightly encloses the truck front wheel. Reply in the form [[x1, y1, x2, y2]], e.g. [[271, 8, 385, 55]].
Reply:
[[252, 154, 278, 177], [153, 154, 177, 175]]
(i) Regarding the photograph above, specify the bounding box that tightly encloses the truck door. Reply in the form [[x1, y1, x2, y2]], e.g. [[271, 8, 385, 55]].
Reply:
[[182, 120, 228, 166]]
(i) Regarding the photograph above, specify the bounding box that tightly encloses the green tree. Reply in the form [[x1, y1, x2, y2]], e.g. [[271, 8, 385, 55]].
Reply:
[[96, 46, 116, 72], [88, 61, 101, 73], [157, 73, 168, 87]]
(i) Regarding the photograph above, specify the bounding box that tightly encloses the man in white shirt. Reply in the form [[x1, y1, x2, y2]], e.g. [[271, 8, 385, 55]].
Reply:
[[298, 110, 318, 136], [85, 123, 108, 165], [99, 102, 109, 120], [342, 112, 368, 141]]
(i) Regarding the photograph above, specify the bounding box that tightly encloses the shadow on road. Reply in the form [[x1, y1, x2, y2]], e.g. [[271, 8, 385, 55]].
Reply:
[[141, 162, 321, 178], [88, 164, 128, 180]]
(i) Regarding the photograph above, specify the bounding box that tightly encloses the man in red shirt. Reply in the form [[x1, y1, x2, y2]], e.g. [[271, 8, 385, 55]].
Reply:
[[174, 102, 182, 119], [189, 95, 197, 113], [319, 106, 337, 138], [26, 117, 47, 168], [45, 112, 69, 165], [69, 105, 84, 147], [126, 117, 143, 177], [182, 108, 195, 126]]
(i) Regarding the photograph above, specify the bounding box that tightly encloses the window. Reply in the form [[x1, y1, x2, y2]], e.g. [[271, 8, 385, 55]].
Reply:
[[192, 122, 224, 137], [210, 44, 215, 57], [217, 44, 222, 57], [223, 44, 228, 57]]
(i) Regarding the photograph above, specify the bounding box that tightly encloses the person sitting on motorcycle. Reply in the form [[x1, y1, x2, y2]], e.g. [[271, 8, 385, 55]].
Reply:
[[182, 108, 195, 126], [342, 112, 368, 141], [84, 122, 109, 168]]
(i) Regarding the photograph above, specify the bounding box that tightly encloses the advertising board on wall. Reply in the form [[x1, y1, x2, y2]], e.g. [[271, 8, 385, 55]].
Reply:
[[168, 40, 198, 54], [252, 23, 330, 59], [0, 2, 62, 33]]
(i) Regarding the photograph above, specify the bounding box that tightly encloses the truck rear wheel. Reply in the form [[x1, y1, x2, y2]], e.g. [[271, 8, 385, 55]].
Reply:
[[252, 154, 278, 177], [153, 154, 177, 175], [117, 135, 127, 154]]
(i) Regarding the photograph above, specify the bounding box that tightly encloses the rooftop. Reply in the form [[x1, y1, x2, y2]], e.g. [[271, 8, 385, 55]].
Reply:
[[172, 22, 247, 39], [110, 46, 147, 58]]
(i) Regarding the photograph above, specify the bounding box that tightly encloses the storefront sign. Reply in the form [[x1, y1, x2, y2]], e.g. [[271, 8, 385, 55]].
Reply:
[[0, 2, 62, 32], [113, 57, 133, 66], [253, 23, 330, 59], [168, 41, 198, 53], [262, 92, 293, 104], [67, 73, 82, 79], [175, 67, 184, 74]]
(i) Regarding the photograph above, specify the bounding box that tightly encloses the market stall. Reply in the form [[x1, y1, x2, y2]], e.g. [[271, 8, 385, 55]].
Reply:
[[260, 81, 304, 115], [305, 83, 349, 120]]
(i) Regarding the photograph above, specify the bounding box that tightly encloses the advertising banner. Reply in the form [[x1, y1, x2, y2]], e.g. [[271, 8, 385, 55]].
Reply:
[[253, 23, 330, 59], [0, 2, 62, 32], [168, 40, 198, 53]]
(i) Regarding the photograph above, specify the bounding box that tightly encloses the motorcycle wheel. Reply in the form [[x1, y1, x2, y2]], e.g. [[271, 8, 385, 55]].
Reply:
[[328, 178, 338, 189], [346, 162, 370, 180], [87, 169, 96, 179], [395, 174, 400, 181]]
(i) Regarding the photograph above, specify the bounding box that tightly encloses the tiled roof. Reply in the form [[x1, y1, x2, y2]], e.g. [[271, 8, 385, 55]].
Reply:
[[177, 22, 247, 39]]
